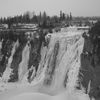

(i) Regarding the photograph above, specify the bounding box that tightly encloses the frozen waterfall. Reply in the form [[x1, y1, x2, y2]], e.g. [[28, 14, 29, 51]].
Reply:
[[0, 30, 90, 100]]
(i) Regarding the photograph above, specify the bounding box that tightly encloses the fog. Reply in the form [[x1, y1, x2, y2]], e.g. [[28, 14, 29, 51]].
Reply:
[[0, 0, 100, 17]]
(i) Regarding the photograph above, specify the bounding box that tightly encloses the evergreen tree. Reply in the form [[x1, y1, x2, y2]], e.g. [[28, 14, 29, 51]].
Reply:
[[0, 18, 3, 24], [62, 13, 65, 20], [60, 10, 63, 20], [42, 11, 47, 28], [70, 12, 72, 21]]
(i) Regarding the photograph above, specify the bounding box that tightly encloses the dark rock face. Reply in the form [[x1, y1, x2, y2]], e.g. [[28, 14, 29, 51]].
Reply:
[[0, 31, 27, 82], [8, 42, 26, 82], [27, 33, 45, 81], [0, 31, 18, 76], [0, 30, 46, 82], [0, 39, 13, 76], [79, 22, 100, 99]]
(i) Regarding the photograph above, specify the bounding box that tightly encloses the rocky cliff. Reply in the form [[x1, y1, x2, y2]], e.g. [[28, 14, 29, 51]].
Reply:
[[79, 22, 100, 100]]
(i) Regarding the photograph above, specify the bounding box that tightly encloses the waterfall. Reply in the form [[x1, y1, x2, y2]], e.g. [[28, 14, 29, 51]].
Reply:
[[29, 31, 86, 95], [18, 43, 30, 82], [0, 40, 2, 50], [66, 36, 84, 92], [2, 40, 19, 82], [0, 30, 91, 100]]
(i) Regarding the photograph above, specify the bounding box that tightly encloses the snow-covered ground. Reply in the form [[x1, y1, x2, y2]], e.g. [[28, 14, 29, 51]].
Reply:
[[3, 91, 90, 100]]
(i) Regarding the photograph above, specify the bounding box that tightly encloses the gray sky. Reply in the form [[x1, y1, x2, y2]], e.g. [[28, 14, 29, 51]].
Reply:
[[0, 0, 100, 17]]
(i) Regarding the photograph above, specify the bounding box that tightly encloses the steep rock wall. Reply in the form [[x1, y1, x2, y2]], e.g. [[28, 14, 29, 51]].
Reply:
[[79, 32, 100, 100]]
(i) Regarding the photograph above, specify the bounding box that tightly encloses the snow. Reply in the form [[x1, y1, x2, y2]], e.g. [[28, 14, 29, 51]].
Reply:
[[1, 90, 90, 100]]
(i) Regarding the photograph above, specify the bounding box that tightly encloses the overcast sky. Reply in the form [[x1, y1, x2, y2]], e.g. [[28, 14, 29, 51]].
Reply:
[[0, 0, 100, 17]]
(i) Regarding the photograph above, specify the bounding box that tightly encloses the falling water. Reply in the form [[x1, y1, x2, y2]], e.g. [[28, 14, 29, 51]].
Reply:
[[18, 43, 30, 82], [28, 31, 86, 95], [2, 40, 19, 82]]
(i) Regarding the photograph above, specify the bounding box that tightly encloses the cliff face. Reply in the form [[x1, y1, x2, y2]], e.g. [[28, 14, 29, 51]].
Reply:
[[79, 28, 100, 99], [78, 22, 100, 100], [0, 31, 46, 83], [0, 29, 93, 100]]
